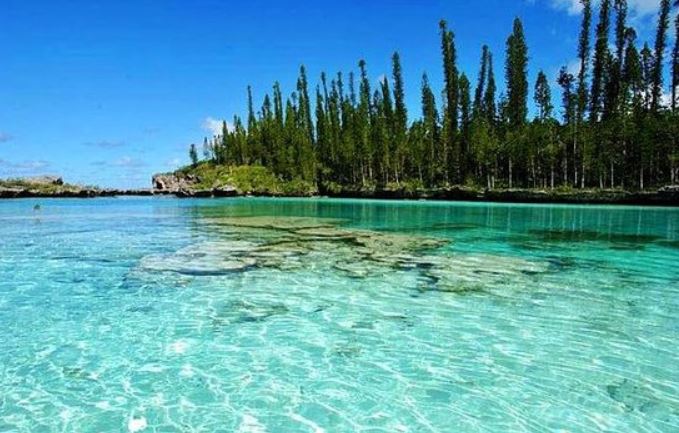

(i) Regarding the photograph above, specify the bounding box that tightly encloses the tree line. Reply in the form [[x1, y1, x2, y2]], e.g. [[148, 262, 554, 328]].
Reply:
[[192, 0, 679, 191]]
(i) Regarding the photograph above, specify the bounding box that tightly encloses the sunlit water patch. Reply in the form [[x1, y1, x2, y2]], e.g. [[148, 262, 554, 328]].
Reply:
[[1, 197, 678, 432]]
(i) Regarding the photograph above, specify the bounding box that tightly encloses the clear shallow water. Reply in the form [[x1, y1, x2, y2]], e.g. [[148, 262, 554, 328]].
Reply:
[[1, 197, 678, 433]]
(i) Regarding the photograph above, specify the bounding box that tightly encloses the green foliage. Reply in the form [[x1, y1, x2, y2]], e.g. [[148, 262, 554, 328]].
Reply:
[[177, 163, 315, 196], [184, 15, 677, 196]]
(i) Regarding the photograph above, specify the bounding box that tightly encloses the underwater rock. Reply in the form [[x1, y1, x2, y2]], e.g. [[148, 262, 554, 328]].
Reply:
[[135, 214, 554, 298], [422, 254, 547, 293], [294, 226, 359, 241], [139, 241, 258, 276], [211, 300, 290, 327]]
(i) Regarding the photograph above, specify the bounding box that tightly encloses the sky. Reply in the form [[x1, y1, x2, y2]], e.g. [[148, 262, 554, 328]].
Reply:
[[0, 0, 670, 188]]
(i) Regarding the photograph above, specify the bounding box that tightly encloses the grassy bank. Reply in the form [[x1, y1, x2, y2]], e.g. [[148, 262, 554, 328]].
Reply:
[[172, 163, 318, 196]]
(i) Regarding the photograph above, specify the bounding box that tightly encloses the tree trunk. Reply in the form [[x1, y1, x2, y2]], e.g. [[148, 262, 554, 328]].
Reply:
[[581, 160, 585, 189], [508, 158, 513, 189], [574, 125, 579, 187], [551, 166, 555, 189]]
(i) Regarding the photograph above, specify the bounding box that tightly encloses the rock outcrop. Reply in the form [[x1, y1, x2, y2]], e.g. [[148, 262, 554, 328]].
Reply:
[[152, 173, 199, 194], [152, 172, 240, 198]]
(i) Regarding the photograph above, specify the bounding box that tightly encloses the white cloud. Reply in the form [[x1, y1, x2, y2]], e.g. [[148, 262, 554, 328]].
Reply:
[[566, 58, 582, 76], [549, 0, 585, 16], [545, 0, 660, 18], [202, 117, 232, 137]]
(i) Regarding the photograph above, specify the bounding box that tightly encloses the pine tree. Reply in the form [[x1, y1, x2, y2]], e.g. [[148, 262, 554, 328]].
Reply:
[[392, 52, 408, 183], [380, 78, 395, 183], [505, 18, 529, 127], [651, 0, 671, 112], [297, 66, 315, 146], [474, 46, 489, 117], [283, 98, 298, 179], [315, 85, 328, 181], [370, 89, 388, 185], [232, 116, 247, 165], [641, 43, 655, 110], [459, 73, 472, 179], [484, 51, 497, 123], [621, 32, 645, 187], [534, 71, 553, 121], [575, 0, 593, 187], [246, 86, 259, 164], [531, 71, 554, 187], [558, 67, 577, 184], [439, 20, 459, 183], [357, 59, 372, 183], [505, 17, 529, 187], [610, 0, 628, 115], [259, 94, 274, 168], [577, 0, 593, 120], [589, 0, 613, 187], [590, 0, 611, 121], [614, 1, 628, 64], [272, 82, 286, 173], [673, 13, 679, 111], [639, 43, 655, 188], [421, 73, 440, 186], [327, 77, 341, 180], [189, 143, 198, 166], [623, 30, 643, 111]]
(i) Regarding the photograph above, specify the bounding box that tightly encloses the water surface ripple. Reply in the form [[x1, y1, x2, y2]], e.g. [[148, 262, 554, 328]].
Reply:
[[1, 197, 678, 432]]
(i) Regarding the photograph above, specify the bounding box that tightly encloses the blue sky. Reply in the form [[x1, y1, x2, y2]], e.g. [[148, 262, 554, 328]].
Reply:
[[0, 0, 669, 188]]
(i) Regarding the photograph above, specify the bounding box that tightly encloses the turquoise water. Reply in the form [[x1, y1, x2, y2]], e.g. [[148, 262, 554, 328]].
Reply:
[[1, 197, 678, 433]]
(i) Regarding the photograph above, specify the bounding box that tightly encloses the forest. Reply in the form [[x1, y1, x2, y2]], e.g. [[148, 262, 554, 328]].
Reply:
[[190, 0, 679, 192]]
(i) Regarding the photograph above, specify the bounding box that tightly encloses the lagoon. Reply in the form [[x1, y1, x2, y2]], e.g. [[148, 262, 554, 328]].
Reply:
[[1, 197, 678, 432]]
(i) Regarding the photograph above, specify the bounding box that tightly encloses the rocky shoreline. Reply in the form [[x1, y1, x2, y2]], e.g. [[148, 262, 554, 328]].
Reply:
[[2, 174, 678, 206], [151, 172, 679, 206]]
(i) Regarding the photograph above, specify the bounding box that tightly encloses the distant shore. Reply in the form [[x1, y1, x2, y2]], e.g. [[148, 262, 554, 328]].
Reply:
[[0, 176, 153, 199]]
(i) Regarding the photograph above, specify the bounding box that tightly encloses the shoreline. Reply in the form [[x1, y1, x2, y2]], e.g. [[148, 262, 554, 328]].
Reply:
[[3, 187, 678, 207]]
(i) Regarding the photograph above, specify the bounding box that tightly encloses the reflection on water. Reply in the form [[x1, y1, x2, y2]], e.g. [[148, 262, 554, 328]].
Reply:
[[0, 197, 678, 433]]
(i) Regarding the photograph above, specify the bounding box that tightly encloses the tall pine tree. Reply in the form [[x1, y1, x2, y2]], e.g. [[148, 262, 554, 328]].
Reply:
[[505, 17, 529, 187], [439, 20, 459, 183], [392, 52, 408, 183], [651, 0, 671, 112]]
